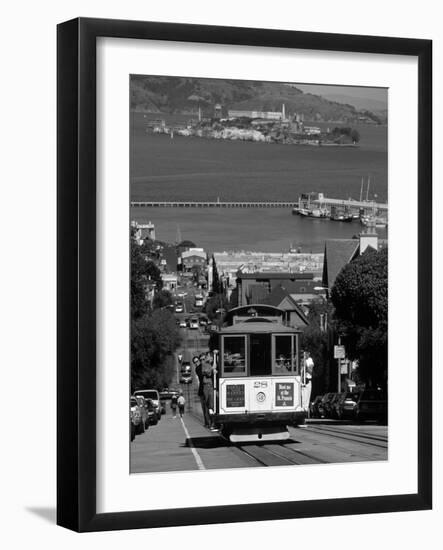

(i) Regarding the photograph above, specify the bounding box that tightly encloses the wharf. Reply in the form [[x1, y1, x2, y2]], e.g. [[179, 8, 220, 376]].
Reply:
[[131, 197, 388, 211], [131, 201, 298, 208]]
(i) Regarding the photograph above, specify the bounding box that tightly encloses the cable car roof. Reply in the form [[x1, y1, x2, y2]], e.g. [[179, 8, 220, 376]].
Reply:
[[224, 304, 284, 324], [219, 321, 300, 334]]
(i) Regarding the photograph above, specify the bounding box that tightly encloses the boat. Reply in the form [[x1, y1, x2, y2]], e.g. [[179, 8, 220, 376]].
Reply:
[[361, 215, 387, 228], [329, 206, 353, 222]]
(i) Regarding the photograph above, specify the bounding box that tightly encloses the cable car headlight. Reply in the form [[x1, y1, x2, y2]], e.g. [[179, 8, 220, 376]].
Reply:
[[256, 392, 266, 403]]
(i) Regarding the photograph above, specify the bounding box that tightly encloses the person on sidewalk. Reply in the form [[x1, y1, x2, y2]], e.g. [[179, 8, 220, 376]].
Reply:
[[170, 393, 178, 418], [202, 352, 217, 431], [177, 392, 186, 418], [193, 355, 211, 427]]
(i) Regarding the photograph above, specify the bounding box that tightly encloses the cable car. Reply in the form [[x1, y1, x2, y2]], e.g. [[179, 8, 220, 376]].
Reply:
[[211, 305, 312, 442]]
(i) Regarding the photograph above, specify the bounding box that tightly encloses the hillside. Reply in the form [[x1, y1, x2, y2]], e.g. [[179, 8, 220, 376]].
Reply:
[[130, 75, 383, 123]]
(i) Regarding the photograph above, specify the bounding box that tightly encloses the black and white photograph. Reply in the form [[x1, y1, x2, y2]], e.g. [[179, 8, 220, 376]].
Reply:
[[129, 75, 388, 473]]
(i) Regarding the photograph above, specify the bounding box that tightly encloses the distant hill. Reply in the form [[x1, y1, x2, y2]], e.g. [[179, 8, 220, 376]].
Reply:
[[130, 76, 383, 124]]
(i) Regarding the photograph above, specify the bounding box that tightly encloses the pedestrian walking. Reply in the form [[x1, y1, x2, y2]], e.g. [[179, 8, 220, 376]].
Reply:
[[193, 355, 211, 427], [170, 393, 178, 418], [177, 391, 186, 417]]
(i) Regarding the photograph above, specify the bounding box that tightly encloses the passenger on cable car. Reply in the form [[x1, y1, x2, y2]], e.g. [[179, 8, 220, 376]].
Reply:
[[202, 352, 217, 431], [193, 354, 211, 427]]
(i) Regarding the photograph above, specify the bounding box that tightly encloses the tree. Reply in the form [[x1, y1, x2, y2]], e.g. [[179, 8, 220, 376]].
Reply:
[[300, 299, 335, 396], [131, 228, 163, 320], [350, 129, 360, 143], [205, 294, 229, 322], [211, 255, 222, 294], [131, 309, 182, 391], [152, 289, 174, 310], [331, 247, 388, 388]]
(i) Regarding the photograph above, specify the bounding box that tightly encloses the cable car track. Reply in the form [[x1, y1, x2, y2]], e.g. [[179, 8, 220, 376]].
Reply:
[[307, 424, 388, 443], [304, 425, 388, 449], [232, 440, 331, 467]]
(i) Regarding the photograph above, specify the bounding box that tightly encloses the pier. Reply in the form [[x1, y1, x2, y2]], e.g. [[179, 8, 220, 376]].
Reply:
[[131, 201, 299, 208], [130, 197, 388, 211]]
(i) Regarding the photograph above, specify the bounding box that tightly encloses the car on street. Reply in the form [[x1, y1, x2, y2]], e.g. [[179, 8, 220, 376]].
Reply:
[[199, 316, 208, 326], [134, 395, 150, 429], [134, 389, 162, 421], [309, 395, 324, 418], [179, 319, 187, 328], [334, 392, 360, 420], [353, 389, 387, 422], [180, 362, 192, 384], [328, 393, 344, 419], [130, 396, 145, 435], [144, 398, 159, 425], [175, 302, 184, 313], [189, 318, 199, 329], [321, 392, 337, 418]]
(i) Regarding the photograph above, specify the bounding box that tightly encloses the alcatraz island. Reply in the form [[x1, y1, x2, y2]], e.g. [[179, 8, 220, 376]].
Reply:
[[146, 103, 362, 146]]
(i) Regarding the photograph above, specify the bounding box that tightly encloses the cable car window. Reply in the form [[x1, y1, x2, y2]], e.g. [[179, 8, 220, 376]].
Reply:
[[249, 334, 271, 376], [273, 335, 294, 374], [222, 336, 246, 376]]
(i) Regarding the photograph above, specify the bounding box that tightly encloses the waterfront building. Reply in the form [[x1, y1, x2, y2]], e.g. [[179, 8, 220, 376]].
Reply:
[[131, 220, 156, 244], [181, 247, 207, 271], [161, 273, 178, 292], [212, 251, 324, 298], [227, 103, 287, 121], [303, 126, 322, 135]]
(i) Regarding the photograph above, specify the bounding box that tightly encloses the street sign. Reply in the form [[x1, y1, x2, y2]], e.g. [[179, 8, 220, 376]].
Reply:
[[334, 345, 345, 359]]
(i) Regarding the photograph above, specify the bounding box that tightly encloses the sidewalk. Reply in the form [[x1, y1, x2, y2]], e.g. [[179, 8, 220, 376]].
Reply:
[[130, 410, 215, 473]]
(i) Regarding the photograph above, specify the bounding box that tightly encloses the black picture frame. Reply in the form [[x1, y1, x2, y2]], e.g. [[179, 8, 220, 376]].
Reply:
[[57, 17, 432, 532]]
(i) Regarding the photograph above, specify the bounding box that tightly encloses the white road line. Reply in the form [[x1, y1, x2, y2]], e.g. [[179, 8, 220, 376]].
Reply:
[[180, 417, 206, 470]]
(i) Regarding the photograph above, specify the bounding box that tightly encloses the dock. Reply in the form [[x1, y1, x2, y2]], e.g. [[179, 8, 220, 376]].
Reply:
[[130, 197, 388, 211], [131, 201, 298, 208]]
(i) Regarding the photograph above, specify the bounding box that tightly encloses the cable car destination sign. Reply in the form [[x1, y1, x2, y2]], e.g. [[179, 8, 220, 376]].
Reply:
[[275, 382, 294, 407]]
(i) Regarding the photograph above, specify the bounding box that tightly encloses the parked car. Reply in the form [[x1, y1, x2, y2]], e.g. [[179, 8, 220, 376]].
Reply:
[[179, 319, 187, 328], [130, 396, 145, 435], [145, 398, 159, 425], [134, 395, 150, 429], [134, 389, 162, 421], [130, 414, 136, 441], [199, 316, 208, 327], [321, 393, 337, 418], [309, 395, 324, 418], [175, 302, 184, 313], [335, 392, 360, 420], [353, 389, 387, 422], [329, 393, 344, 419]]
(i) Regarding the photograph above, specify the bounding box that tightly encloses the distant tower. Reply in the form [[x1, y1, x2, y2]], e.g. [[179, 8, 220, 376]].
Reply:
[[176, 224, 182, 245], [282, 103, 286, 121], [214, 103, 222, 119], [198, 106, 202, 122]]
